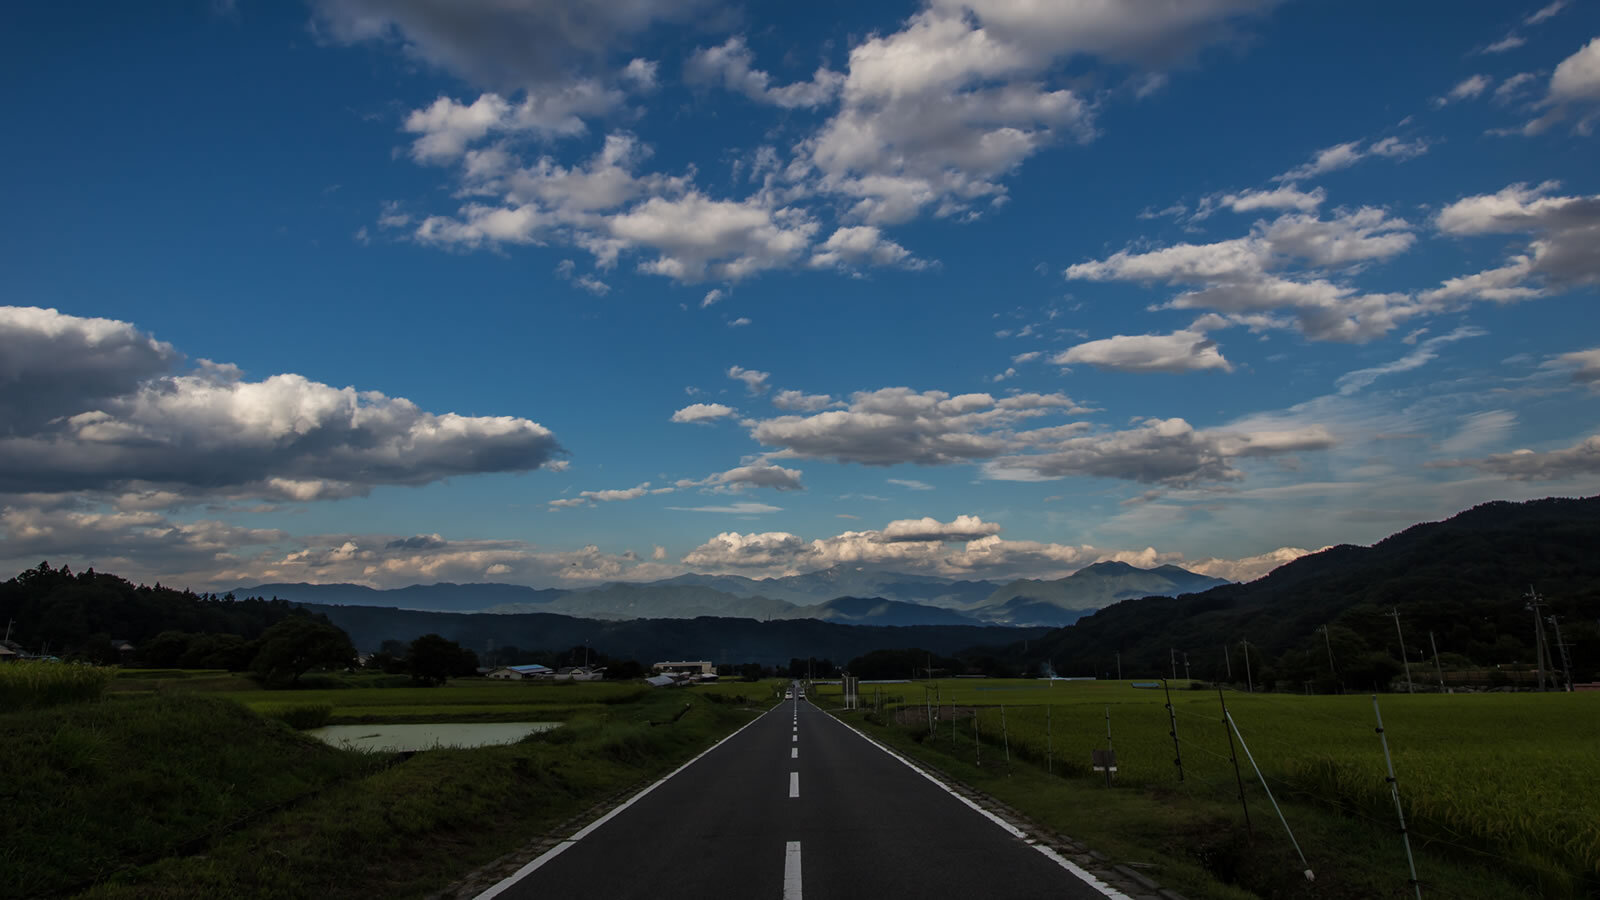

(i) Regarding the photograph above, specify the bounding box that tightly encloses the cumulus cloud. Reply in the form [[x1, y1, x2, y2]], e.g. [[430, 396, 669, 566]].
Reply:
[[1186, 546, 1310, 582], [686, 35, 845, 108], [1426, 181, 1600, 302], [681, 513, 1204, 580], [0, 307, 563, 502], [808, 226, 927, 270], [1054, 328, 1232, 373], [671, 402, 736, 424], [981, 417, 1334, 485], [772, 390, 839, 412], [1065, 208, 1420, 341], [403, 87, 621, 162], [879, 514, 1001, 542], [748, 387, 1091, 466], [699, 464, 805, 492], [727, 365, 771, 395]]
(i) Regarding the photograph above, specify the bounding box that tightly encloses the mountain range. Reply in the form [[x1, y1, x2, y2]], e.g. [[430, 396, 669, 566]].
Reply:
[[236, 561, 1229, 628]]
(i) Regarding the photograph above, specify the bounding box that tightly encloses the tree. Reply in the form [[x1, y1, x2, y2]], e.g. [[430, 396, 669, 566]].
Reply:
[[250, 617, 356, 687], [405, 633, 478, 686]]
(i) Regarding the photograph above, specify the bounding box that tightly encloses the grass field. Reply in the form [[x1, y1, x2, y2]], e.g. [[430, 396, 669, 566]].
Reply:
[[814, 678, 1600, 898], [5, 669, 785, 900]]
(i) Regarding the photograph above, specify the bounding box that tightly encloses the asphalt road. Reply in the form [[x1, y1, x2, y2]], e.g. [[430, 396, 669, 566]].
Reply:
[[479, 689, 1120, 900]]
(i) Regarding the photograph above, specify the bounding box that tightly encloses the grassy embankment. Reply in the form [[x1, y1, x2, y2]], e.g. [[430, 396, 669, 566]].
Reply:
[[4, 666, 784, 900], [813, 678, 1600, 900]]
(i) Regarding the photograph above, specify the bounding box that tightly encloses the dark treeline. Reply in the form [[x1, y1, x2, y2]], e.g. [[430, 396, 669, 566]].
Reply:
[[1011, 497, 1600, 689], [0, 562, 320, 662]]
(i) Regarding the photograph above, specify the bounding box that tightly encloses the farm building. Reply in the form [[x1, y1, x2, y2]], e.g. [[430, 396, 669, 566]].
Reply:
[[653, 660, 714, 676], [487, 664, 553, 680], [555, 666, 604, 682]]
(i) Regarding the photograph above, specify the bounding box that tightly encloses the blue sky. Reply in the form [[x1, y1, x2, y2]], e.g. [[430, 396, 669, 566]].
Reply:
[[3, 0, 1598, 590]]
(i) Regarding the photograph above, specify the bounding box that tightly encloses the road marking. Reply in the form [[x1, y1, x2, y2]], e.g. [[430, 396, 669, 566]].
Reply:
[[791, 747, 798, 758], [818, 712, 1134, 900], [784, 841, 802, 900], [792, 734, 797, 742], [789, 771, 799, 798], [472, 701, 782, 900]]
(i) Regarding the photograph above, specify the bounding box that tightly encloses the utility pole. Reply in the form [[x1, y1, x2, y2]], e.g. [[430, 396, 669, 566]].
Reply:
[[1240, 639, 1254, 693], [1170, 648, 1178, 682], [1320, 625, 1338, 677], [1224, 644, 1232, 680], [1115, 651, 1121, 681], [1388, 609, 1413, 693], [1526, 588, 1550, 692], [1183, 651, 1191, 683], [1429, 631, 1445, 692], [1548, 614, 1574, 692]]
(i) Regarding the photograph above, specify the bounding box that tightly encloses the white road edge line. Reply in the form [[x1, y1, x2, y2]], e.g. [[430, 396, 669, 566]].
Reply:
[[784, 841, 803, 900], [789, 771, 800, 798], [473, 700, 782, 900], [816, 702, 1134, 900]]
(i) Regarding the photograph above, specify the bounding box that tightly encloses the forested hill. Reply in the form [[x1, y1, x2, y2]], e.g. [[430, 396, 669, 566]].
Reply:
[[1019, 497, 1600, 686], [0, 563, 324, 656], [300, 602, 1048, 669]]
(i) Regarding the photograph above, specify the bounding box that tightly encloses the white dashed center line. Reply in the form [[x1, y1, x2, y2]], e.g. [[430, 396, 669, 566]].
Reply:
[[789, 771, 799, 798], [784, 841, 802, 899], [791, 747, 798, 758]]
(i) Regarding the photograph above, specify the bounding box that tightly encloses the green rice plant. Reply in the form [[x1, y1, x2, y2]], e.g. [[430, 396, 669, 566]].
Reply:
[[261, 703, 335, 730], [827, 678, 1600, 894], [0, 660, 114, 710]]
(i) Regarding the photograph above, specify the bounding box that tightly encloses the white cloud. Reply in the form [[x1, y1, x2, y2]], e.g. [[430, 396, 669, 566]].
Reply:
[[608, 192, 819, 281], [403, 86, 623, 162], [1213, 185, 1326, 216], [549, 481, 665, 509], [1434, 74, 1493, 106], [772, 390, 840, 412], [1066, 208, 1420, 341], [887, 478, 934, 490], [621, 57, 659, 90], [1437, 410, 1517, 455], [1428, 181, 1600, 301], [1185, 546, 1310, 582], [727, 365, 771, 395], [1483, 34, 1527, 54], [701, 289, 725, 308], [748, 387, 1091, 466], [982, 417, 1334, 485], [879, 514, 1001, 542], [1549, 35, 1600, 104], [670, 402, 736, 424], [701, 464, 805, 492], [0, 307, 563, 501], [1054, 329, 1232, 373], [1333, 326, 1487, 394], [667, 501, 782, 514], [808, 226, 927, 270], [686, 36, 845, 108], [1545, 346, 1600, 385], [1449, 435, 1600, 480], [1526, 1, 1569, 26], [1272, 137, 1428, 182]]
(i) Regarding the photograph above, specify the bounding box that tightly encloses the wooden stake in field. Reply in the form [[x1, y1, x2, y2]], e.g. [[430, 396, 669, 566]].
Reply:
[[1045, 702, 1053, 775], [1162, 678, 1184, 782], [1218, 687, 1252, 837], [1001, 703, 1011, 775], [1372, 695, 1423, 899]]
